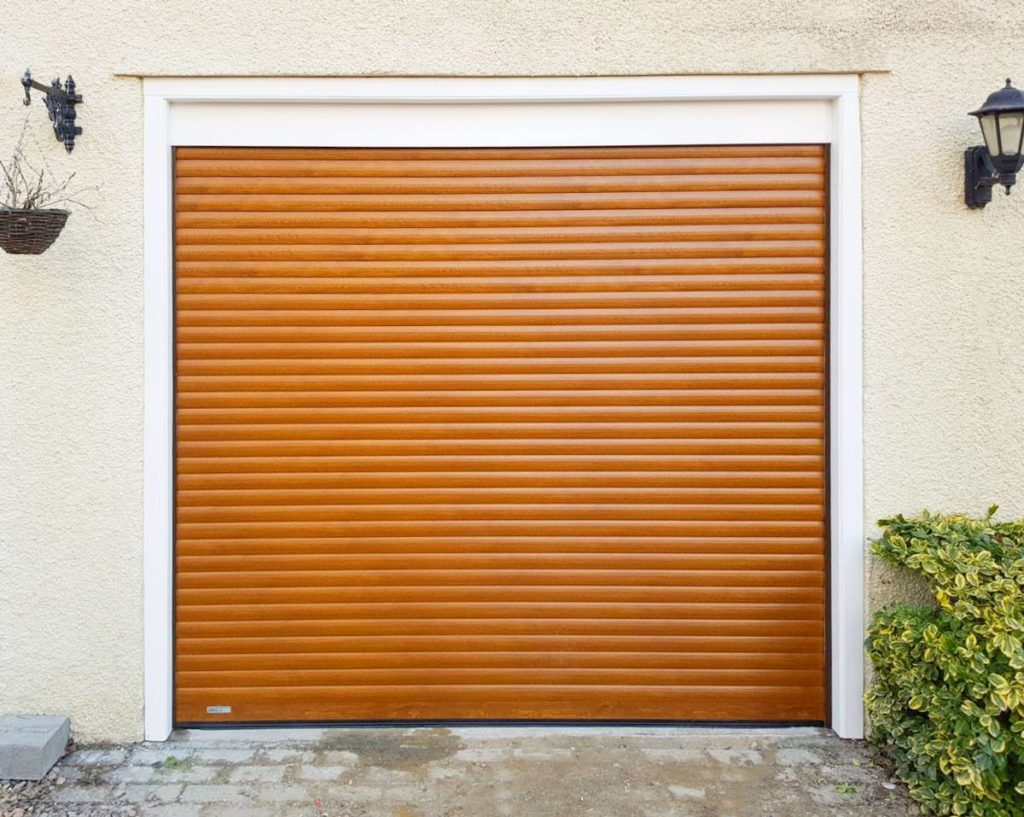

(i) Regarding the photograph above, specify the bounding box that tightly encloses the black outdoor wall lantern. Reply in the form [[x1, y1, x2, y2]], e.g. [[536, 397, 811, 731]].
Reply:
[[965, 79, 1024, 208], [21, 69, 82, 154]]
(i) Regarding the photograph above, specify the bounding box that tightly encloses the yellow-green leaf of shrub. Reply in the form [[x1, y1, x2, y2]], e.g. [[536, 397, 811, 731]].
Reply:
[[866, 509, 1024, 817]]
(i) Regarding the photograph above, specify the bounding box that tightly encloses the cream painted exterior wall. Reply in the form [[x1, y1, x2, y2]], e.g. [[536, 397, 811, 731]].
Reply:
[[1, 0, 1022, 743]]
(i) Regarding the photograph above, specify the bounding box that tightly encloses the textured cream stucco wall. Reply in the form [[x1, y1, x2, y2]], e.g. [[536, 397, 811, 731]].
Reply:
[[2, 1, 1023, 742]]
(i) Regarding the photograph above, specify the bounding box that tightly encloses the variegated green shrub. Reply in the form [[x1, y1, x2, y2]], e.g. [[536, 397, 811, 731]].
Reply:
[[866, 508, 1024, 817]]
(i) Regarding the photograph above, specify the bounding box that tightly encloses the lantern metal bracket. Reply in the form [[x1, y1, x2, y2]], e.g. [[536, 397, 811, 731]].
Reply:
[[965, 146, 1000, 209], [21, 69, 82, 154]]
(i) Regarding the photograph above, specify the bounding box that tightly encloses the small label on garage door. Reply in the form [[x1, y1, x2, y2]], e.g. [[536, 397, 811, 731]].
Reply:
[[206, 706, 232, 715]]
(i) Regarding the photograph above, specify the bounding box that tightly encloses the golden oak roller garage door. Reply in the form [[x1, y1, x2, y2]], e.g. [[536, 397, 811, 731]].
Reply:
[[173, 145, 828, 724]]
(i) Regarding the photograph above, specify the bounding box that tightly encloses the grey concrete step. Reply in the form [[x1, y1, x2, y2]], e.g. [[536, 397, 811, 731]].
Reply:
[[0, 715, 70, 781]]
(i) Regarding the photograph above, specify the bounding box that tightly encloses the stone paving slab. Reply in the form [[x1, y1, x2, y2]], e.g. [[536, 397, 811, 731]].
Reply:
[[0, 726, 916, 817]]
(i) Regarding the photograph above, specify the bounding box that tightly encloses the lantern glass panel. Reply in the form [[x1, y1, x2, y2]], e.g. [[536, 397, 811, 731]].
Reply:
[[980, 114, 1000, 156], [997, 112, 1024, 157]]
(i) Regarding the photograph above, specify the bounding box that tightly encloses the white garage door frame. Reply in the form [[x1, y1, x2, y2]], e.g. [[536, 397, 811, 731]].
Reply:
[[142, 75, 864, 741]]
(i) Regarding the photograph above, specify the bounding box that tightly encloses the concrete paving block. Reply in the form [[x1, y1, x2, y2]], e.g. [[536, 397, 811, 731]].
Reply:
[[248, 783, 311, 802], [512, 747, 574, 761], [259, 748, 316, 764], [179, 783, 247, 803], [153, 764, 221, 784], [0, 715, 71, 780], [382, 785, 426, 801], [105, 765, 161, 783], [669, 785, 706, 799], [227, 765, 285, 783], [189, 748, 256, 764], [201, 806, 277, 817], [138, 805, 203, 817], [707, 748, 764, 765], [52, 785, 113, 803], [55, 765, 87, 781], [131, 747, 196, 765], [295, 765, 346, 781], [775, 747, 824, 766], [331, 784, 381, 801], [67, 747, 128, 765], [121, 783, 185, 803], [453, 747, 508, 762], [320, 749, 360, 765], [642, 747, 703, 763]]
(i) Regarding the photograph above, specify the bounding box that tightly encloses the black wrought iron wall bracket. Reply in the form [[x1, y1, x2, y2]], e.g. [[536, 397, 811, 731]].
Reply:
[[965, 146, 1000, 209], [21, 69, 82, 154]]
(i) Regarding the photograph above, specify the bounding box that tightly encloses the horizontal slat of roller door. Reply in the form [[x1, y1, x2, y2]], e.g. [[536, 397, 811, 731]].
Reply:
[[173, 145, 828, 724]]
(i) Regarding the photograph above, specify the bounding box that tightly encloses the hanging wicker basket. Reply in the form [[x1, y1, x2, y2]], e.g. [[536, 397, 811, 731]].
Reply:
[[0, 209, 70, 255]]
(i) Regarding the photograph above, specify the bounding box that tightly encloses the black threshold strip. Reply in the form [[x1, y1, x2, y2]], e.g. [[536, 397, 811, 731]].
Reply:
[[176, 719, 826, 730]]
